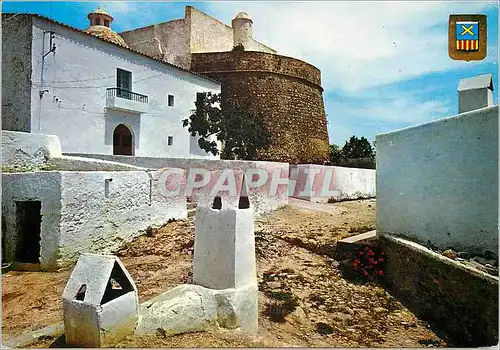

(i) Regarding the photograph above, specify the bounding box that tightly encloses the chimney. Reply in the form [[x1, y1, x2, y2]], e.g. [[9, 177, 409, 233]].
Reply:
[[457, 74, 494, 113]]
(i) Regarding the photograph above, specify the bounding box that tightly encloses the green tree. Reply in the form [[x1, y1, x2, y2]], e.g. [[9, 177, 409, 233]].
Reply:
[[341, 136, 375, 159], [182, 92, 271, 160], [329, 144, 342, 163]]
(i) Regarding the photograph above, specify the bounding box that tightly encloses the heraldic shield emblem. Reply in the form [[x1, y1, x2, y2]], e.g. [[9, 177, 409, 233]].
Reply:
[[456, 21, 479, 51], [449, 14, 487, 61]]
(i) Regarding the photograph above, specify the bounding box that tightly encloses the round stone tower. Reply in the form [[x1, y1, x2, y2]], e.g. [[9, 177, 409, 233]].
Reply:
[[190, 51, 330, 164], [232, 12, 253, 50]]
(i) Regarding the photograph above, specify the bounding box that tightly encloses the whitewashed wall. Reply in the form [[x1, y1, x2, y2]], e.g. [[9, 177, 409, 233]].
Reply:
[[2, 172, 63, 269], [376, 105, 498, 255], [29, 17, 221, 159], [2, 169, 187, 270], [289, 164, 376, 203], [61, 153, 290, 217]]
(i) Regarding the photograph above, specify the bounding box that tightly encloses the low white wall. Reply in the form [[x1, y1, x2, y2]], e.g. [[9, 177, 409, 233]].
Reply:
[[64, 154, 290, 216], [58, 170, 187, 267], [1, 131, 147, 172], [2, 130, 62, 170], [289, 164, 376, 203], [2, 170, 187, 269], [376, 105, 498, 255]]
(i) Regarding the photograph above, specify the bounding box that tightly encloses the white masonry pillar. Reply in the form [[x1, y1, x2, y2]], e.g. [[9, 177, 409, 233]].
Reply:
[[193, 175, 258, 332]]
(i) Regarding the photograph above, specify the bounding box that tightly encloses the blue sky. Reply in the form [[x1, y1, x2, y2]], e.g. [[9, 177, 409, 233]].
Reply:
[[3, 1, 498, 146]]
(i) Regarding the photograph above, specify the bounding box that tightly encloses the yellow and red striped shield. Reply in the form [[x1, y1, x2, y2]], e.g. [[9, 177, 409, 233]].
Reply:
[[456, 21, 479, 52]]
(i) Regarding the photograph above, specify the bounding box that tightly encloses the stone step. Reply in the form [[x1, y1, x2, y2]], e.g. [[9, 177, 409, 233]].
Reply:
[[335, 230, 377, 260]]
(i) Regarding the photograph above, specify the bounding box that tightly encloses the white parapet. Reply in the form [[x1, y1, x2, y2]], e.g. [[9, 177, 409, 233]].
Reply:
[[62, 254, 139, 348]]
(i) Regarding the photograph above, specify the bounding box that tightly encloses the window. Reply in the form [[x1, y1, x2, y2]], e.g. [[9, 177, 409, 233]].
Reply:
[[168, 94, 174, 107], [168, 136, 173, 146], [196, 92, 205, 104], [117, 68, 132, 99], [104, 19, 110, 27]]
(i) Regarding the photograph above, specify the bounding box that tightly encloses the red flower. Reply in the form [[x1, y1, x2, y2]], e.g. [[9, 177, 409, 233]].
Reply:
[[365, 246, 370, 251], [380, 251, 385, 255], [378, 257, 385, 263], [358, 252, 364, 256], [377, 270, 384, 276], [362, 270, 369, 276]]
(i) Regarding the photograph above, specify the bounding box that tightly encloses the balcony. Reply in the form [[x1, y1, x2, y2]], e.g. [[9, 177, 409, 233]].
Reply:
[[106, 88, 149, 114]]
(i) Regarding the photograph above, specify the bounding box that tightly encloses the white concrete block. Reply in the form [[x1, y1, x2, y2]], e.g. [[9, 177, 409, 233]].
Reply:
[[136, 283, 258, 336], [62, 253, 139, 348], [193, 199, 256, 290], [136, 284, 219, 336]]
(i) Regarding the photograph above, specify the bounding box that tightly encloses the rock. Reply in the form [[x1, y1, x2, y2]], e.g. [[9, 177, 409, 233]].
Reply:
[[457, 251, 469, 259], [266, 281, 282, 289], [332, 312, 352, 322], [374, 307, 388, 314], [344, 307, 355, 315], [289, 306, 308, 323], [442, 249, 457, 260], [401, 321, 417, 328]]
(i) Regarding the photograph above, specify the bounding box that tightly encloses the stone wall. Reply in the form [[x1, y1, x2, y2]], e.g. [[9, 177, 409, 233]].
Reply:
[[379, 234, 498, 346], [120, 6, 275, 70], [190, 51, 330, 164], [1, 15, 33, 132], [120, 19, 191, 69], [376, 105, 498, 255]]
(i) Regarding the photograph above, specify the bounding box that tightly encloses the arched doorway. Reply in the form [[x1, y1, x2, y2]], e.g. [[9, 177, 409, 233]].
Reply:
[[113, 124, 133, 156]]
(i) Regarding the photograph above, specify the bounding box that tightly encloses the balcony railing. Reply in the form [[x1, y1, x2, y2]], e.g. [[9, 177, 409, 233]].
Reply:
[[106, 88, 148, 103]]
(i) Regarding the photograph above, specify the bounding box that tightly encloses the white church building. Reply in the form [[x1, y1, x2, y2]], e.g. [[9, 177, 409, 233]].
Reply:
[[2, 8, 221, 159]]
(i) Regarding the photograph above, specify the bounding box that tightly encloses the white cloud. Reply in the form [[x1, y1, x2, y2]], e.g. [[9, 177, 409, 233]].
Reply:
[[330, 97, 452, 124], [207, 1, 497, 93], [99, 2, 135, 14]]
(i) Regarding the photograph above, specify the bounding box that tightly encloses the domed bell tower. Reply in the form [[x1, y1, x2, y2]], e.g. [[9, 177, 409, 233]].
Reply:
[[87, 7, 113, 28], [232, 12, 253, 50]]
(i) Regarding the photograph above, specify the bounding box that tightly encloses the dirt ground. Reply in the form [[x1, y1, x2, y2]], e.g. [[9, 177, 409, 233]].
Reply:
[[2, 199, 446, 347]]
